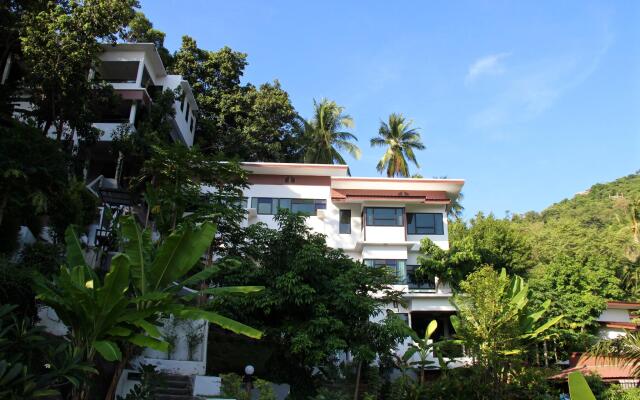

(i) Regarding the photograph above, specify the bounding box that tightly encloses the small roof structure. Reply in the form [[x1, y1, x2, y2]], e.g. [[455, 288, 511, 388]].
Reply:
[[551, 353, 638, 382]]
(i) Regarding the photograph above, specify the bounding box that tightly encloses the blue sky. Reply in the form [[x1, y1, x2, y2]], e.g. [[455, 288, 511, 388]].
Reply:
[[139, 0, 639, 218]]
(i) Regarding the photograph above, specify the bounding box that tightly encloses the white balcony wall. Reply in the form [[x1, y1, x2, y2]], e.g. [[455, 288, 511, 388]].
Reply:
[[365, 225, 405, 243], [163, 75, 196, 147]]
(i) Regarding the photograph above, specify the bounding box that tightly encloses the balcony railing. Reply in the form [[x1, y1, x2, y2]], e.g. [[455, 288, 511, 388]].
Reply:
[[406, 265, 436, 291]]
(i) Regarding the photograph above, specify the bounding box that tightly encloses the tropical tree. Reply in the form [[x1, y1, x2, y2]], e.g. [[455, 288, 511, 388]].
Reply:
[[370, 113, 424, 177], [34, 221, 262, 400], [591, 331, 640, 377], [210, 211, 401, 399], [450, 266, 562, 394], [300, 98, 361, 165]]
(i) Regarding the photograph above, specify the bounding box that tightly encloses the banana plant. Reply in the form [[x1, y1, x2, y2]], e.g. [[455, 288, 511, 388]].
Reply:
[[403, 320, 446, 385], [117, 216, 263, 338], [450, 268, 563, 358]]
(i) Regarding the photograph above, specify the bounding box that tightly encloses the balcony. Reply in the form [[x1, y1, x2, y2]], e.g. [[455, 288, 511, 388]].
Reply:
[[406, 265, 436, 292]]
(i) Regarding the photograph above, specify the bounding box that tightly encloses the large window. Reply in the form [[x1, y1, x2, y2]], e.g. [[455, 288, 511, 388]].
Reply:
[[250, 197, 326, 215], [96, 61, 139, 83], [339, 209, 351, 234], [364, 259, 406, 284], [407, 213, 444, 235], [365, 207, 403, 226]]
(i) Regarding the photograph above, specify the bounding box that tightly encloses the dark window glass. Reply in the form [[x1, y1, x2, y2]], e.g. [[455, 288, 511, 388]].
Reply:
[[407, 213, 444, 235], [180, 95, 185, 111], [291, 199, 315, 215], [190, 117, 196, 133], [141, 66, 152, 88], [278, 198, 291, 211], [364, 259, 406, 284], [365, 207, 403, 226], [184, 103, 190, 122], [97, 61, 140, 83], [97, 98, 132, 123], [339, 209, 351, 234], [250, 198, 325, 215], [256, 198, 272, 214], [406, 264, 436, 291]]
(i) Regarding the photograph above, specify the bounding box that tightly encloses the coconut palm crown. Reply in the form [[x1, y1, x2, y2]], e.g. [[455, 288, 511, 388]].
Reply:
[[301, 98, 361, 165], [371, 113, 425, 177]]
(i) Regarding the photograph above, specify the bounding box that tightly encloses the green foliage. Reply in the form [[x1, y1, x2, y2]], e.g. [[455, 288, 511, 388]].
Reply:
[[0, 122, 68, 250], [19, 0, 137, 140], [171, 36, 302, 161], [450, 266, 562, 392], [418, 214, 533, 289], [415, 365, 560, 400], [568, 371, 596, 400], [211, 211, 402, 398], [123, 12, 171, 66], [300, 98, 361, 165], [117, 364, 162, 400], [370, 113, 425, 177], [0, 304, 95, 399], [220, 376, 276, 400]]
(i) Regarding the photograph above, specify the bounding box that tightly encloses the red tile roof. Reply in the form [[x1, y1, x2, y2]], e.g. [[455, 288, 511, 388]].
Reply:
[[551, 353, 638, 381], [607, 301, 640, 310]]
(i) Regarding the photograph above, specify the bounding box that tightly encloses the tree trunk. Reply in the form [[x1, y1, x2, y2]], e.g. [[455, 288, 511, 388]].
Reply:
[[105, 345, 132, 400], [0, 192, 8, 227], [353, 359, 362, 400], [543, 340, 549, 367]]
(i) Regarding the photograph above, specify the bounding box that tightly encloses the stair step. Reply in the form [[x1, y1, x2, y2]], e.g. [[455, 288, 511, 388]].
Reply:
[[157, 387, 191, 395]]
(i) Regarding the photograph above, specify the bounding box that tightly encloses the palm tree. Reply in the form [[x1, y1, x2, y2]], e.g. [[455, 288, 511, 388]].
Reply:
[[591, 332, 640, 376], [300, 99, 361, 164], [370, 113, 425, 177]]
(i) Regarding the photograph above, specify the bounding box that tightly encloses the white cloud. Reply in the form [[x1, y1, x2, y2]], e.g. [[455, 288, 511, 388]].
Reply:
[[465, 53, 510, 84], [469, 30, 613, 137]]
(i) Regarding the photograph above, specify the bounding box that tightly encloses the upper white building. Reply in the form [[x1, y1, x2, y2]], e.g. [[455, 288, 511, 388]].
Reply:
[[93, 43, 198, 147], [240, 162, 465, 343]]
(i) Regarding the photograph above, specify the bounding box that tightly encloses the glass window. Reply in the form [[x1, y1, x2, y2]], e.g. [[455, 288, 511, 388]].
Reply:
[[190, 116, 196, 133], [256, 198, 273, 215], [141, 65, 152, 88], [291, 199, 315, 215], [365, 207, 403, 226], [184, 103, 190, 122], [407, 213, 444, 235], [364, 259, 407, 284], [278, 198, 291, 211], [96, 61, 139, 83], [250, 197, 325, 216], [339, 209, 351, 234]]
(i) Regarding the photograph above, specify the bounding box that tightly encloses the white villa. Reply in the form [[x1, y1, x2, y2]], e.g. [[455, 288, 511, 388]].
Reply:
[[239, 162, 465, 344]]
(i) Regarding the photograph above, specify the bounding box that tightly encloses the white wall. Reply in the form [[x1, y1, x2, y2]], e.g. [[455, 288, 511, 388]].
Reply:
[[598, 309, 632, 323]]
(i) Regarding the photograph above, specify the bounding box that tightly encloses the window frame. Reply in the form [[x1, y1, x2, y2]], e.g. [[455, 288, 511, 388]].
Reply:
[[339, 209, 351, 234], [365, 207, 404, 227], [250, 197, 327, 216], [406, 212, 444, 235]]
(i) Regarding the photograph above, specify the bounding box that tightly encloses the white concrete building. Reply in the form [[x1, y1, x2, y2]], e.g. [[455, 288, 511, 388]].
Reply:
[[240, 162, 465, 346], [92, 43, 197, 147]]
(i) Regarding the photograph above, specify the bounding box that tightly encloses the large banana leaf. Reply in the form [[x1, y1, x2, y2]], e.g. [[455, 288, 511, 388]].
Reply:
[[64, 226, 86, 268], [176, 308, 262, 339], [98, 254, 130, 314], [120, 216, 152, 295], [149, 222, 217, 290], [568, 371, 596, 400], [94, 340, 122, 362]]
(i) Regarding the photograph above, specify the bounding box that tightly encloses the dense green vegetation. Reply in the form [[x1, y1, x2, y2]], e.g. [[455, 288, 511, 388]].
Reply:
[[1, 0, 638, 398]]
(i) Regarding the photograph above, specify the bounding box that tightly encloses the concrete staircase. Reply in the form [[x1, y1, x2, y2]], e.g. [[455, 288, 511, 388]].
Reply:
[[156, 374, 195, 400]]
